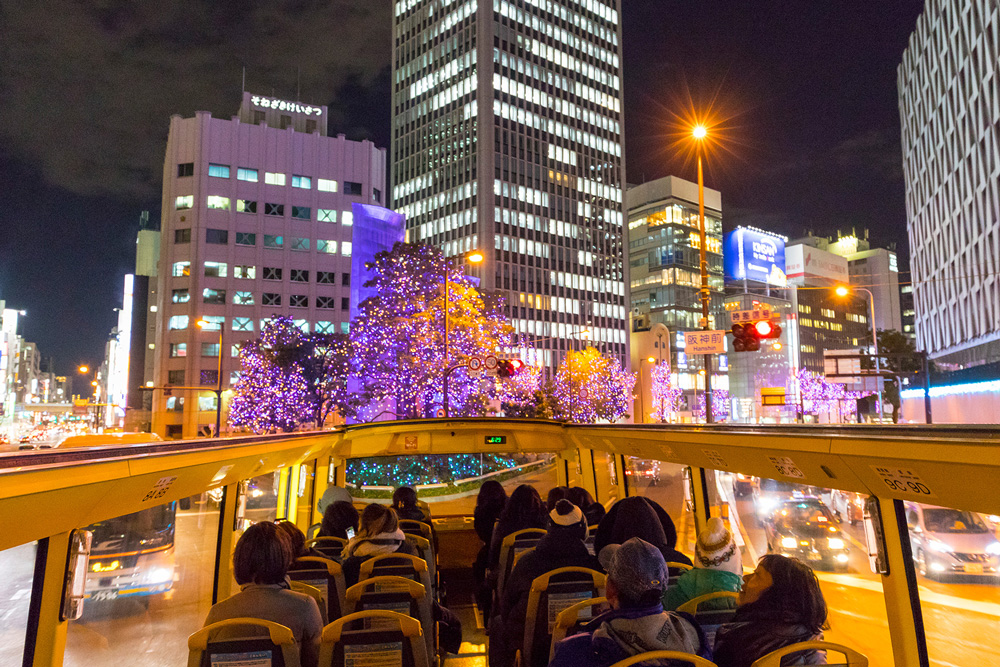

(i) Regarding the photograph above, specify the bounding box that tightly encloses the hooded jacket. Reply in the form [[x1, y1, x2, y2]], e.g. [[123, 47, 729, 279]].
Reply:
[[662, 568, 742, 611], [549, 603, 707, 667], [712, 615, 825, 667], [340, 529, 416, 587], [594, 497, 692, 567]]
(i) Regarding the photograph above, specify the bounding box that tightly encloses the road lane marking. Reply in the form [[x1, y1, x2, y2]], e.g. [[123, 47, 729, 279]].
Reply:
[[817, 573, 1000, 618]]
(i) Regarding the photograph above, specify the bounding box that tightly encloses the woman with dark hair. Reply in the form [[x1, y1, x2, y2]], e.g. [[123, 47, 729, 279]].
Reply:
[[713, 554, 829, 667], [473, 480, 509, 615], [594, 496, 692, 567], [546, 485, 569, 512], [392, 486, 431, 522], [567, 486, 606, 526], [203, 522, 323, 667], [317, 500, 360, 540], [274, 520, 325, 571], [340, 503, 416, 587], [488, 484, 548, 567]]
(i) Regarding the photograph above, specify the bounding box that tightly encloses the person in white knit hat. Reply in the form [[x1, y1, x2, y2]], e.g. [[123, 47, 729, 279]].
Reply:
[[663, 517, 743, 611]]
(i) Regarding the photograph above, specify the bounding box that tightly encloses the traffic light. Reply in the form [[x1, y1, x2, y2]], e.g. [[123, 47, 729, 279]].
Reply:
[[497, 358, 525, 378], [731, 319, 782, 353]]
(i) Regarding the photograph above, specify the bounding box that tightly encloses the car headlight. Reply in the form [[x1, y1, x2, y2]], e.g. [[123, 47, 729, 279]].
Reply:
[[927, 539, 953, 553], [986, 542, 1000, 556], [828, 538, 845, 550], [759, 498, 778, 512], [781, 537, 798, 549]]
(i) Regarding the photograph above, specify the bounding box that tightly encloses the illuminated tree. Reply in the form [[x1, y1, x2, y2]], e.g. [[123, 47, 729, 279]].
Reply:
[[349, 243, 512, 420], [693, 389, 731, 422], [649, 362, 684, 422], [793, 368, 870, 422], [499, 365, 558, 418], [553, 347, 635, 423]]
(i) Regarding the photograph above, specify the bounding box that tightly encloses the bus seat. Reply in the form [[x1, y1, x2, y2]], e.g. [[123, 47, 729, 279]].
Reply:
[[346, 575, 435, 658], [676, 591, 739, 647], [404, 533, 437, 595], [522, 567, 606, 667], [548, 596, 609, 662], [288, 556, 347, 621], [360, 552, 433, 594], [318, 610, 430, 667], [308, 536, 348, 561], [400, 519, 433, 541], [306, 523, 322, 540], [605, 650, 718, 667], [188, 617, 299, 667], [665, 561, 692, 589], [496, 529, 547, 601], [751, 640, 868, 667], [289, 581, 328, 625]]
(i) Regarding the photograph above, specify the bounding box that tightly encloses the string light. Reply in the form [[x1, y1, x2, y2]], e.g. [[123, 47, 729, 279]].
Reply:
[[794, 368, 871, 420], [553, 346, 635, 423], [649, 362, 684, 422], [693, 389, 731, 421]]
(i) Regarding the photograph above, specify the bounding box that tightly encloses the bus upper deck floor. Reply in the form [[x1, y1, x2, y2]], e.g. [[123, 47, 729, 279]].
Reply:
[[1, 420, 999, 667]]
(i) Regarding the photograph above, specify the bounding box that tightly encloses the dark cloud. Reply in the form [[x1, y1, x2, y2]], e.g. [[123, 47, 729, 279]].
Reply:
[[0, 0, 391, 199]]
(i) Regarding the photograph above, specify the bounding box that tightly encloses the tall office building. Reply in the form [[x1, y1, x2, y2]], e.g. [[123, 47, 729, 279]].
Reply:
[[391, 0, 629, 373], [152, 93, 387, 439], [899, 0, 1000, 367]]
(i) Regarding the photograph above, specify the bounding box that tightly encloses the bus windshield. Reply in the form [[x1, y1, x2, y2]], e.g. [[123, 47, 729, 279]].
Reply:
[[88, 503, 176, 554]]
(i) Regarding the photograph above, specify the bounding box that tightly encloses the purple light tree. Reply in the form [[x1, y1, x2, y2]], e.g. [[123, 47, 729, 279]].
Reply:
[[793, 368, 871, 422], [553, 347, 635, 423], [649, 362, 684, 422], [693, 389, 731, 422]]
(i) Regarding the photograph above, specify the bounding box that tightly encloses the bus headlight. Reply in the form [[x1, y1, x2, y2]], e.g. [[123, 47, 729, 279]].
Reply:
[[828, 538, 845, 550], [781, 537, 798, 549], [146, 567, 174, 584]]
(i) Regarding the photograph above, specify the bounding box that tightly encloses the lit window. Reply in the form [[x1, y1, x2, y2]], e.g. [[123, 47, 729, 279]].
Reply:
[[230, 371, 241, 384], [340, 322, 349, 334], [292, 175, 312, 189], [318, 209, 336, 223], [169, 343, 186, 358], [293, 319, 309, 332], [237, 199, 257, 213], [201, 342, 221, 357], [232, 317, 253, 332], [315, 321, 335, 333], [291, 237, 309, 251], [175, 195, 193, 210], [172, 261, 190, 277], [235, 232, 256, 246], [204, 261, 227, 277], [234, 265, 255, 279], [341, 241, 352, 257], [342, 211, 354, 226], [168, 315, 189, 330], [174, 228, 191, 243], [172, 289, 189, 304], [203, 288, 226, 304], [290, 295, 308, 308], [291, 206, 311, 220], [264, 235, 283, 249], [264, 203, 284, 216], [237, 168, 259, 182], [317, 239, 337, 254], [207, 196, 230, 210], [198, 396, 219, 411], [263, 267, 282, 280], [234, 291, 254, 305], [200, 315, 224, 329], [208, 163, 230, 178], [206, 229, 228, 244], [262, 293, 281, 306], [265, 172, 286, 186], [317, 178, 338, 192]]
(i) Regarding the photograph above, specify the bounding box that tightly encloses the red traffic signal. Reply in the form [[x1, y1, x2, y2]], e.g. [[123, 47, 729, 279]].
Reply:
[[754, 320, 773, 337], [497, 358, 525, 378]]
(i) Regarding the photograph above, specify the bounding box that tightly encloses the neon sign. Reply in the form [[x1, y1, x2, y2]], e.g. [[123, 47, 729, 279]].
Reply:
[[250, 96, 323, 116]]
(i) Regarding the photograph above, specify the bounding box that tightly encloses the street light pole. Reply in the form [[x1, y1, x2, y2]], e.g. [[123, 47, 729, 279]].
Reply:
[[694, 129, 714, 423], [835, 286, 883, 423], [442, 250, 484, 418]]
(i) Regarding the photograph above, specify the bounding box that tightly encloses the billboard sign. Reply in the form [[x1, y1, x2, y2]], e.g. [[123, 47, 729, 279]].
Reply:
[[724, 228, 786, 287], [785, 244, 848, 285]]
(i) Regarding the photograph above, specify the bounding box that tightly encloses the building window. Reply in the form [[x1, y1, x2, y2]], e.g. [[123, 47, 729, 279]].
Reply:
[[293, 319, 309, 332], [279, 115, 292, 129], [234, 291, 254, 305], [318, 209, 336, 223], [264, 235, 283, 249], [317, 271, 335, 284], [230, 370, 242, 384], [207, 196, 231, 210], [315, 321, 334, 333], [206, 229, 228, 244], [305, 119, 317, 133], [317, 239, 337, 254], [344, 181, 363, 196], [291, 206, 311, 220], [172, 261, 191, 277], [235, 232, 256, 246], [342, 211, 354, 226], [341, 297, 349, 310], [318, 178, 337, 192], [200, 315, 224, 329], [167, 370, 185, 385], [340, 322, 350, 334], [262, 267, 282, 280], [821, 308, 836, 318], [200, 370, 220, 386], [317, 296, 335, 309], [201, 342, 221, 357], [290, 237, 309, 251], [290, 269, 309, 282], [168, 315, 189, 330], [169, 343, 186, 358], [204, 261, 227, 277], [237, 199, 257, 213], [171, 289, 190, 304], [290, 295, 308, 308], [237, 168, 259, 182], [342, 273, 350, 286], [373, 188, 381, 203], [252, 110, 266, 125], [234, 265, 255, 279], [175, 195, 193, 210], [232, 317, 253, 332], [341, 241, 352, 257], [263, 293, 281, 306], [177, 163, 194, 177], [208, 163, 230, 178], [264, 203, 284, 216], [265, 172, 286, 186], [292, 175, 312, 189], [174, 228, 191, 243], [198, 396, 219, 412], [203, 288, 226, 304]]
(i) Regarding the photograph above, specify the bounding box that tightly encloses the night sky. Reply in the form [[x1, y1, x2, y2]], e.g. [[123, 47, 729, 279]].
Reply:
[[0, 0, 925, 374]]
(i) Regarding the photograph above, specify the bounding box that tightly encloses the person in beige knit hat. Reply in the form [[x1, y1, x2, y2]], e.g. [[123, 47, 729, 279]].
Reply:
[[663, 517, 743, 611]]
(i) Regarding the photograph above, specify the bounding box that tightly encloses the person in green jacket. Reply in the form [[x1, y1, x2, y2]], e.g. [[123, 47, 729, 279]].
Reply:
[[663, 517, 743, 611]]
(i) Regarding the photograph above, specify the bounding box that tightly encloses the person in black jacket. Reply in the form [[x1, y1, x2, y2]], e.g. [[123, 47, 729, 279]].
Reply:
[[594, 496, 692, 568], [392, 486, 431, 523], [473, 480, 508, 614], [317, 501, 359, 540], [275, 520, 326, 571], [489, 499, 600, 667], [488, 484, 548, 568], [567, 486, 606, 526]]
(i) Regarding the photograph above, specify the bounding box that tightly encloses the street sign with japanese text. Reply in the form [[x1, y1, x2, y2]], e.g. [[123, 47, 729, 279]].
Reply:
[[682, 330, 727, 354], [729, 304, 773, 325]]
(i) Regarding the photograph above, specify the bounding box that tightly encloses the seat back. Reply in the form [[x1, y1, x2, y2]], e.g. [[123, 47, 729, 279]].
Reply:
[[287, 556, 347, 621], [665, 562, 692, 589], [548, 596, 609, 662], [345, 575, 434, 658], [522, 567, 606, 667], [751, 641, 868, 667], [399, 519, 432, 541], [359, 553, 433, 593], [496, 528, 546, 599], [606, 650, 718, 667], [318, 610, 430, 667], [404, 533, 437, 595], [308, 536, 348, 561], [677, 591, 739, 649], [289, 581, 328, 625], [188, 618, 300, 667]]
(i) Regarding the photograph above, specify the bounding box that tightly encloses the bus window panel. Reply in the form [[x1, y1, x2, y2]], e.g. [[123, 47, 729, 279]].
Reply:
[[0, 542, 37, 665], [904, 500, 1000, 666], [719, 472, 894, 665], [623, 457, 693, 558], [245, 471, 280, 522], [65, 494, 219, 666]]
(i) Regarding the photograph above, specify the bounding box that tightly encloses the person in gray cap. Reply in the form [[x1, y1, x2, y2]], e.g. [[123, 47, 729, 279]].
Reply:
[[549, 537, 707, 667]]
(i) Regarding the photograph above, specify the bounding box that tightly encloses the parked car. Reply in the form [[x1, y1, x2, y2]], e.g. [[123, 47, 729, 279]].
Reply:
[[905, 503, 1000, 581]]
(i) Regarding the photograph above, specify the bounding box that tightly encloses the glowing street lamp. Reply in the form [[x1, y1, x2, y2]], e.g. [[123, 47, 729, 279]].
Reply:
[[442, 250, 485, 418], [834, 285, 883, 421], [691, 122, 714, 422]]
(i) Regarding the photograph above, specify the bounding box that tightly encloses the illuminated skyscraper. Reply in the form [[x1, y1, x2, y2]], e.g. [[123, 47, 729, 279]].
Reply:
[[391, 0, 628, 372]]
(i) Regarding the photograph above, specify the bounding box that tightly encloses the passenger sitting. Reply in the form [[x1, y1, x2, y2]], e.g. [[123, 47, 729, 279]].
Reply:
[[488, 484, 548, 569], [568, 486, 606, 526], [392, 486, 431, 523], [340, 503, 417, 587], [316, 484, 353, 516], [712, 554, 828, 667], [203, 521, 323, 667], [549, 537, 706, 667], [663, 518, 742, 611], [275, 520, 326, 571], [317, 500, 359, 540], [489, 499, 600, 667], [474, 480, 508, 615], [547, 485, 570, 511], [594, 496, 692, 568]]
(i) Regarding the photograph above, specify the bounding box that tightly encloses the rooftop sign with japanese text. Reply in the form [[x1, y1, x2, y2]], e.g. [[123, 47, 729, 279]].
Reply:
[[250, 95, 323, 116]]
